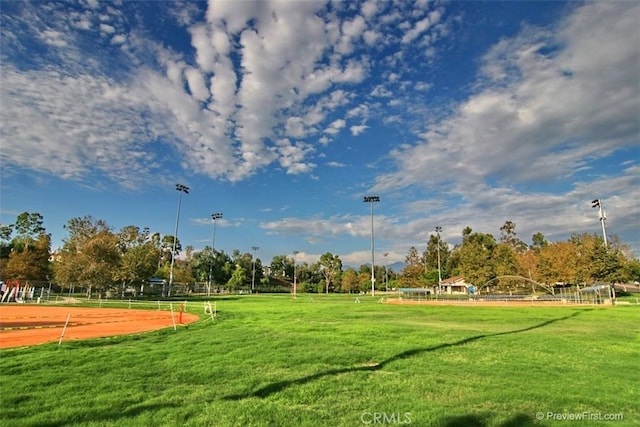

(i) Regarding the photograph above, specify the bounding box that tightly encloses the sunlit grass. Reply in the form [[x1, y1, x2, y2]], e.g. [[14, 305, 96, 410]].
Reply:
[[1, 295, 638, 426]]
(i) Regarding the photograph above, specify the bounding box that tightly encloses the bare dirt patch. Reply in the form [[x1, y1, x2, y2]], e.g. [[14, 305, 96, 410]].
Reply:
[[0, 305, 199, 348]]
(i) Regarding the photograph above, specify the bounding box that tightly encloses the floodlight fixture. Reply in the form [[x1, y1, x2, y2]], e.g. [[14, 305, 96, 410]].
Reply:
[[591, 198, 608, 247]]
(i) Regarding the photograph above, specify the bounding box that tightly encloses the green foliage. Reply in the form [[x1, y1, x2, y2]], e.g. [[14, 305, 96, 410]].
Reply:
[[458, 231, 497, 287], [0, 212, 51, 281], [227, 265, 246, 290], [317, 252, 342, 293], [0, 297, 637, 426]]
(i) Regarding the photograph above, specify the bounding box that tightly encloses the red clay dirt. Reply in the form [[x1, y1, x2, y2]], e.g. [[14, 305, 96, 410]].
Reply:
[[0, 305, 200, 349]]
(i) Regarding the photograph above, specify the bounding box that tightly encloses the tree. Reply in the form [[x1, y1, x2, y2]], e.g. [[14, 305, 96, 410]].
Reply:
[[492, 243, 520, 289], [459, 231, 496, 287], [114, 226, 160, 296], [400, 246, 424, 288], [12, 212, 46, 250], [227, 265, 246, 291], [1, 212, 51, 283], [317, 252, 342, 294], [531, 232, 548, 251], [54, 216, 120, 296], [499, 220, 527, 252], [270, 255, 294, 280], [4, 234, 51, 282], [340, 269, 359, 293], [422, 233, 450, 279], [536, 241, 578, 284]]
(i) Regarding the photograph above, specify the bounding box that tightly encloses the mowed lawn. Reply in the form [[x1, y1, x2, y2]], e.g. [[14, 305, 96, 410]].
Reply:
[[1, 295, 638, 427]]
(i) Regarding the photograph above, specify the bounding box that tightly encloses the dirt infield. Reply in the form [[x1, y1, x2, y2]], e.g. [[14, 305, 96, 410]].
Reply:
[[0, 305, 200, 349]]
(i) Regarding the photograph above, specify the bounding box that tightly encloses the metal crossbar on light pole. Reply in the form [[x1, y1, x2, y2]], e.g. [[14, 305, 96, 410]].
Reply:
[[168, 184, 189, 297], [363, 196, 380, 296], [251, 246, 259, 292], [435, 226, 442, 294], [591, 199, 608, 248], [208, 212, 223, 296]]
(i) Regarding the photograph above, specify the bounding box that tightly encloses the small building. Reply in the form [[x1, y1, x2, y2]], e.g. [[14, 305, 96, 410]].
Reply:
[[437, 276, 473, 295]]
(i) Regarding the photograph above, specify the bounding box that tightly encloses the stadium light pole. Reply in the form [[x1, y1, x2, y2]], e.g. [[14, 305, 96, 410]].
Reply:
[[363, 196, 380, 296], [591, 199, 608, 248], [383, 252, 389, 292], [168, 184, 189, 297], [293, 250, 299, 299], [251, 246, 260, 292], [208, 212, 223, 296], [435, 226, 443, 294]]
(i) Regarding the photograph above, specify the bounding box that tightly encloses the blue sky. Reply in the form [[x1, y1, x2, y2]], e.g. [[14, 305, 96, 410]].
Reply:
[[1, 0, 639, 267]]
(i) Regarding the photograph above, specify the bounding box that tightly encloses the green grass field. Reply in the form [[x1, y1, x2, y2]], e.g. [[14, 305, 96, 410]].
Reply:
[[1, 295, 638, 426]]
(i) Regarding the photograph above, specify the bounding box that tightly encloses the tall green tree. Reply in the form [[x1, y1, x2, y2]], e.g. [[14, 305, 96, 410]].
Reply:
[[54, 216, 120, 296], [422, 233, 450, 279], [1, 212, 51, 283], [114, 226, 159, 296], [459, 230, 497, 287], [317, 252, 342, 294], [270, 255, 294, 280], [400, 246, 424, 288], [4, 234, 51, 282], [227, 265, 246, 291], [499, 220, 527, 252]]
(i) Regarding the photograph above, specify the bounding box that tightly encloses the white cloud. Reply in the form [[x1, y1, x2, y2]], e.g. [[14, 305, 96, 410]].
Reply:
[[99, 23, 115, 34], [375, 1, 639, 193], [111, 34, 126, 45], [324, 119, 346, 135], [184, 67, 209, 102], [350, 125, 368, 136], [41, 29, 68, 47]]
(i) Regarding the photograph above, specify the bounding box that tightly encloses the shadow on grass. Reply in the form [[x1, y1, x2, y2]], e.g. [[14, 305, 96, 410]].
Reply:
[[31, 402, 182, 427], [224, 312, 581, 400], [438, 413, 538, 427]]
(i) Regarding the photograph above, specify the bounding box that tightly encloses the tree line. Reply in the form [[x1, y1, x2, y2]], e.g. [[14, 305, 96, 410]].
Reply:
[[400, 220, 640, 290], [0, 213, 638, 297]]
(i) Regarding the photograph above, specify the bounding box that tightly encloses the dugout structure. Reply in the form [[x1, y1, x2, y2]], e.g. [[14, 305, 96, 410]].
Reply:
[[397, 288, 431, 301]]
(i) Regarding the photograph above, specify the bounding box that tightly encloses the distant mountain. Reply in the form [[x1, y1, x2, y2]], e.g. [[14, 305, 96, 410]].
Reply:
[[388, 261, 405, 272], [344, 261, 405, 272]]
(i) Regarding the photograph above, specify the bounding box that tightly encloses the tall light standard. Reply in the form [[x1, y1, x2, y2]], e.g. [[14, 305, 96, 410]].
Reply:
[[383, 252, 389, 292], [208, 212, 223, 296], [435, 226, 442, 294], [591, 199, 608, 248], [363, 196, 380, 296], [251, 246, 260, 292], [168, 184, 189, 297], [293, 250, 299, 299]]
